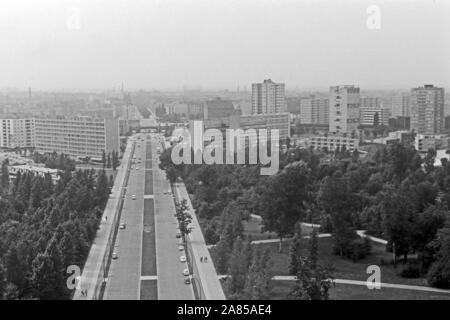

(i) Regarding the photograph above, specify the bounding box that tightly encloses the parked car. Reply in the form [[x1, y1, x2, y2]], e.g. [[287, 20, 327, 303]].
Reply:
[[179, 255, 186, 263], [184, 277, 191, 285], [112, 252, 118, 259], [120, 222, 126, 230], [178, 245, 184, 251], [132, 195, 136, 200], [183, 268, 189, 276]]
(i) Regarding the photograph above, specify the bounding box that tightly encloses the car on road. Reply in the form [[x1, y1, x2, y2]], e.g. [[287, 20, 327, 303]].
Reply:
[[132, 195, 136, 200], [184, 277, 191, 285], [182, 268, 189, 276], [112, 252, 118, 259], [179, 255, 186, 263]]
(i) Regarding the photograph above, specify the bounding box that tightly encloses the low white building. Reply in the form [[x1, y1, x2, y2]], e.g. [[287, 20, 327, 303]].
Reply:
[[414, 134, 449, 153], [8, 165, 59, 183], [308, 135, 359, 152]]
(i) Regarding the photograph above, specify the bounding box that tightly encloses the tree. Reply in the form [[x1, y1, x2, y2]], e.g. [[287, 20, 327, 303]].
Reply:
[[288, 229, 334, 300], [380, 188, 417, 265], [242, 248, 273, 300], [224, 237, 252, 299], [107, 153, 112, 169], [0, 262, 6, 299], [1, 159, 9, 192], [31, 252, 61, 300], [318, 172, 359, 257], [112, 151, 120, 171], [288, 223, 302, 275], [373, 112, 380, 126], [175, 199, 192, 243], [260, 162, 311, 252], [95, 170, 110, 208], [427, 226, 450, 288]]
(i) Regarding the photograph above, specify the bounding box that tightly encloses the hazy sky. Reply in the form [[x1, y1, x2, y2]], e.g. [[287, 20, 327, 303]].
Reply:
[[1, 0, 449, 90]]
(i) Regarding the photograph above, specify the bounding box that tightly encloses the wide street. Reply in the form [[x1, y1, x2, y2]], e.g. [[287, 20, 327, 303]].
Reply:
[[103, 133, 194, 300]]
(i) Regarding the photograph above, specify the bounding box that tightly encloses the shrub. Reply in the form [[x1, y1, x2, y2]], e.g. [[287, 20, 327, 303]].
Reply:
[[400, 263, 421, 278], [348, 237, 372, 261], [427, 257, 450, 289]]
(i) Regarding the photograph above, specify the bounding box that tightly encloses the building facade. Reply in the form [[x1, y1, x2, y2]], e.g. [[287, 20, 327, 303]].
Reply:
[[252, 79, 286, 114], [308, 135, 359, 152], [300, 98, 329, 125], [0, 118, 35, 148], [414, 134, 449, 153], [329, 85, 360, 134], [360, 97, 389, 126], [410, 84, 445, 134], [34, 116, 120, 161], [204, 98, 235, 120], [391, 94, 411, 117]]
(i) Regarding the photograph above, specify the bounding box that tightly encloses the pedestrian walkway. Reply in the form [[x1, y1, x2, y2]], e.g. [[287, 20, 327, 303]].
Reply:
[[173, 182, 226, 300]]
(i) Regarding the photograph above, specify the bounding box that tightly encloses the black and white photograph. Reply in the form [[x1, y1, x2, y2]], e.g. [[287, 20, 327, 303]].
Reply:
[[0, 0, 450, 308]]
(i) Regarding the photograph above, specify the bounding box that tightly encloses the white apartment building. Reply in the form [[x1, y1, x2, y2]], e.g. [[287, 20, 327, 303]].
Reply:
[[34, 116, 120, 161], [414, 134, 449, 153], [360, 97, 389, 126], [308, 135, 359, 152], [329, 85, 360, 134], [0, 118, 35, 148], [300, 98, 329, 125], [410, 85, 445, 135], [252, 79, 286, 114]]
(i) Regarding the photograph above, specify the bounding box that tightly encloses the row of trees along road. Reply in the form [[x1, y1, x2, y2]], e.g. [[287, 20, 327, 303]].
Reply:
[[0, 159, 112, 300]]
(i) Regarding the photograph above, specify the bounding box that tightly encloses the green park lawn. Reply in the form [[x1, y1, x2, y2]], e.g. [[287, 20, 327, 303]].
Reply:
[[272, 280, 450, 300], [260, 237, 431, 286]]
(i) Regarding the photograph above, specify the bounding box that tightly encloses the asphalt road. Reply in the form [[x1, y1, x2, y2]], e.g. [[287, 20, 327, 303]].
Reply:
[[150, 134, 195, 300], [103, 134, 193, 300], [103, 137, 146, 300]]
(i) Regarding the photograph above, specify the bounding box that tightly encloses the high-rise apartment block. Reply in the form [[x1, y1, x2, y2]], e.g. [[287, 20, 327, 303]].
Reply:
[[329, 85, 360, 134], [34, 116, 120, 161], [0, 118, 35, 148], [410, 84, 445, 134], [300, 98, 329, 125], [360, 97, 389, 126], [252, 79, 286, 114]]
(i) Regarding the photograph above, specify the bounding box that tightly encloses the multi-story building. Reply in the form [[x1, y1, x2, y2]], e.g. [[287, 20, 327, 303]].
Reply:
[[308, 135, 359, 152], [300, 98, 329, 125], [372, 130, 413, 146], [410, 84, 445, 134], [187, 102, 204, 119], [391, 94, 411, 117], [204, 97, 235, 120], [414, 134, 449, 153], [34, 116, 120, 161], [360, 97, 389, 126], [252, 79, 286, 114], [0, 117, 35, 148], [202, 112, 290, 142], [329, 85, 360, 134]]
